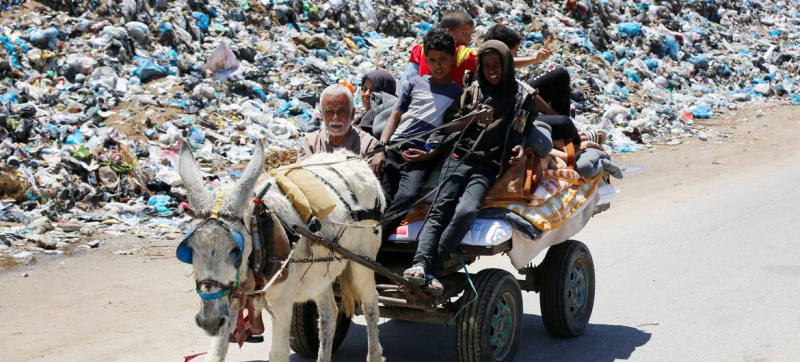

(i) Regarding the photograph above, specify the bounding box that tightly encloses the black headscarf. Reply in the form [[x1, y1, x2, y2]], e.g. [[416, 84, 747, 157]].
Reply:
[[356, 70, 397, 135], [362, 69, 396, 96], [476, 40, 517, 98]]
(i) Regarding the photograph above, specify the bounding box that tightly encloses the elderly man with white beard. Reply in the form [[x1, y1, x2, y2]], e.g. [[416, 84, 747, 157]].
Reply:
[[297, 84, 379, 170]]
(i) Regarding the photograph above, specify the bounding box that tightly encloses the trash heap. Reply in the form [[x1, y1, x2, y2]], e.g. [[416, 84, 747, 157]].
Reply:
[[1, 0, 798, 261]]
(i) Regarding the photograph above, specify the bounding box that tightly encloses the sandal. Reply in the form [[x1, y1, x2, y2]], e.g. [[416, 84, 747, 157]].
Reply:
[[424, 275, 444, 296], [403, 265, 426, 285]]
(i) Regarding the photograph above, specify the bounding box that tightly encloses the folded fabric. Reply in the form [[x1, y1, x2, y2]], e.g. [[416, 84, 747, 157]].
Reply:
[[575, 148, 623, 179]]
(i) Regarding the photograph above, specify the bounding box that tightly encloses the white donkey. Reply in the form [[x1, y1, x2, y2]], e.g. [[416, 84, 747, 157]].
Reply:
[[177, 139, 385, 362]]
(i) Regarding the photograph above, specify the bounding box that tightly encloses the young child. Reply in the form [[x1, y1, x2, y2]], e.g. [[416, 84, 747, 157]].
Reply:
[[397, 10, 477, 94], [370, 29, 463, 242], [404, 40, 551, 294]]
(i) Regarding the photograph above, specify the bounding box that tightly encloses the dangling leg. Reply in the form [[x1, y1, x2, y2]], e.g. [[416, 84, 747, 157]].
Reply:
[[350, 263, 383, 362], [315, 287, 338, 362], [268, 295, 293, 362]]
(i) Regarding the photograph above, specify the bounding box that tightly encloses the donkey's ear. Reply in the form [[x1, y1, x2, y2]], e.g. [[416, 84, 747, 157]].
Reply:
[[178, 139, 213, 211], [223, 138, 265, 214]]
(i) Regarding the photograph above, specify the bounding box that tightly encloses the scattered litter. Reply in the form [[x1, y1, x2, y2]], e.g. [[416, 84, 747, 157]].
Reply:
[[1, 0, 799, 261]]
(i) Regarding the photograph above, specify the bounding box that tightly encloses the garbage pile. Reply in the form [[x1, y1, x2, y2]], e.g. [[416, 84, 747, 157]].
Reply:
[[1, 0, 798, 262]]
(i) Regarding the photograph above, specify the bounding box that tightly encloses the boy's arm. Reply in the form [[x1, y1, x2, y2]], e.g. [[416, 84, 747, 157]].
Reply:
[[513, 36, 554, 68], [369, 109, 403, 175], [513, 50, 554, 68]]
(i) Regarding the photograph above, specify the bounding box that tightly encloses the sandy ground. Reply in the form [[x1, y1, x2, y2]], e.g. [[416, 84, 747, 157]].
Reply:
[[1, 105, 799, 362]]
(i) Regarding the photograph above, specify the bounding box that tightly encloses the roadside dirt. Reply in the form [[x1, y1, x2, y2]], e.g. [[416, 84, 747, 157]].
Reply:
[[0, 104, 798, 362]]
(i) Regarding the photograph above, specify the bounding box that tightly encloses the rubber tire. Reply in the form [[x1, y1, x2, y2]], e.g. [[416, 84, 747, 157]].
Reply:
[[456, 269, 524, 362], [289, 301, 351, 357], [539, 239, 595, 338]]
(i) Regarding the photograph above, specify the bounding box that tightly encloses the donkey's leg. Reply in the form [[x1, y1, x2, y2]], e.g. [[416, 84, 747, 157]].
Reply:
[[268, 295, 293, 362], [315, 287, 338, 362], [204, 306, 236, 362], [351, 264, 383, 362]]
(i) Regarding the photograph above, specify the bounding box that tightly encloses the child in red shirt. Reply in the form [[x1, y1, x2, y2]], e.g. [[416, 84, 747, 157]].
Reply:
[[397, 10, 477, 92]]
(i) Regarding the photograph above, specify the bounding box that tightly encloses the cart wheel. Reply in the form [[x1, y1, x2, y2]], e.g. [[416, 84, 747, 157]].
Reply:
[[540, 239, 595, 338], [289, 301, 351, 357], [456, 269, 523, 362]]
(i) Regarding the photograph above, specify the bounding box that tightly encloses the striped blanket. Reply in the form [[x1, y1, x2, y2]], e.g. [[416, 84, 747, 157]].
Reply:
[[483, 169, 604, 232]]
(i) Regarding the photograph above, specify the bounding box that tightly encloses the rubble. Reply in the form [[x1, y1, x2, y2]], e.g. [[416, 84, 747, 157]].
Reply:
[[1, 0, 799, 261]]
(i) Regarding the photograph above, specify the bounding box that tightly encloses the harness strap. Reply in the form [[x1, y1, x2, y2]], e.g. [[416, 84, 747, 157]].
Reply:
[[210, 190, 226, 219], [307, 168, 355, 215], [327, 167, 382, 221], [304, 167, 382, 222]]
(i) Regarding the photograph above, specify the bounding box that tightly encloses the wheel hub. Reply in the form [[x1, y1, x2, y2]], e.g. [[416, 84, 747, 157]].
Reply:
[[490, 293, 514, 359], [568, 262, 587, 318]]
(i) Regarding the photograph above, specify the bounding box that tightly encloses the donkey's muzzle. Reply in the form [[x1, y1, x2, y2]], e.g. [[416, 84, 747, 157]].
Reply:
[[195, 305, 230, 336]]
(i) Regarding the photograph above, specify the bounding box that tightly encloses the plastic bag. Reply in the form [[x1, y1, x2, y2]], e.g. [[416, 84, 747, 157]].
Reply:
[[133, 57, 170, 83], [690, 102, 713, 119], [204, 40, 240, 74], [66, 129, 84, 145], [617, 22, 641, 36], [148, 194, 173, 216]]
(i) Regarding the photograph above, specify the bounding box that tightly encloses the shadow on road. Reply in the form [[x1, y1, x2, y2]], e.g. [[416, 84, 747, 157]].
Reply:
[[244, 313, 651, 362]]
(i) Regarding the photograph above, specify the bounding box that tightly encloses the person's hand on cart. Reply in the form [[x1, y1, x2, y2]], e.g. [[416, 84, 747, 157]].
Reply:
[[509, 145, 525, 166], [402, 148, 436, 163]]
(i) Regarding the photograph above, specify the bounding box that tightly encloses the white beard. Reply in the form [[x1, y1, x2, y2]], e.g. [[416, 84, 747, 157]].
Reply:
[[327, 121, 349, 136]]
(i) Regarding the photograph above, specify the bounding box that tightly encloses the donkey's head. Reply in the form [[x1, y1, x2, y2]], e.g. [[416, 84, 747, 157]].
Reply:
[[176, 139, 264, 336]]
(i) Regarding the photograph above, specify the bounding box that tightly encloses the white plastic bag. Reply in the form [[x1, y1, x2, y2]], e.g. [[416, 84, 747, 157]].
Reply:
[[203, 40, 240, 74]]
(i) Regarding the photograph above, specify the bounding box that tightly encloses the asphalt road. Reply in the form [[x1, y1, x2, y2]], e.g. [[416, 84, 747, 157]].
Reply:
[[2, 108, 799, 362], [314, 139, 800, 362]]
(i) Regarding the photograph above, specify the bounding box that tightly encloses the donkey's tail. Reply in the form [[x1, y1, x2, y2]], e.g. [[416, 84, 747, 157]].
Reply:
[[339, 263, 359, 317]]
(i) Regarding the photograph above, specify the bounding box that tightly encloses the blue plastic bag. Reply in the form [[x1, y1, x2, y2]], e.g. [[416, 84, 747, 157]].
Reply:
[[644, 59, 660, 70], [66, 129, 84, 144], [251, 84, 267, 101], [528, 32, 545, 42], [148, 195, 173, 216], [132, 57, 171, 83], [618, 22, 641, 36], [624, 68, 641, 83], [688, 54, 709, 68], [665, 35, 679, 59], [353, 36, 367, 49], [602, 51, 615, 63], [187, 127, 205, 144], [416, 21, 433, 37], [193, 12, 210, 31], [28, 28, 59, 43], [691, 102, 713, 119], [0, 36, 21, 69]]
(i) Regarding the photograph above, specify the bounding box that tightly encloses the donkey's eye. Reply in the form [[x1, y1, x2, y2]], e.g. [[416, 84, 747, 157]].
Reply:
[[229, 248, 240, 257]]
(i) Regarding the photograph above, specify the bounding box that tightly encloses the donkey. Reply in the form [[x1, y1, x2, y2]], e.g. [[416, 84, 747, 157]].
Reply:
[[177, 139, 385, 362]]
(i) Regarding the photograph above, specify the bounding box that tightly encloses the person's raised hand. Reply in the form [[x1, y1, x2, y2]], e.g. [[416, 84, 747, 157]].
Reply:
[[534, 36, 554, 63]]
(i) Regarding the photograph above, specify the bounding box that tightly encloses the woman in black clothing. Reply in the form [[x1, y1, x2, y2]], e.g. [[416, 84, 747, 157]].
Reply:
[[354, 69, 397, 137]]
